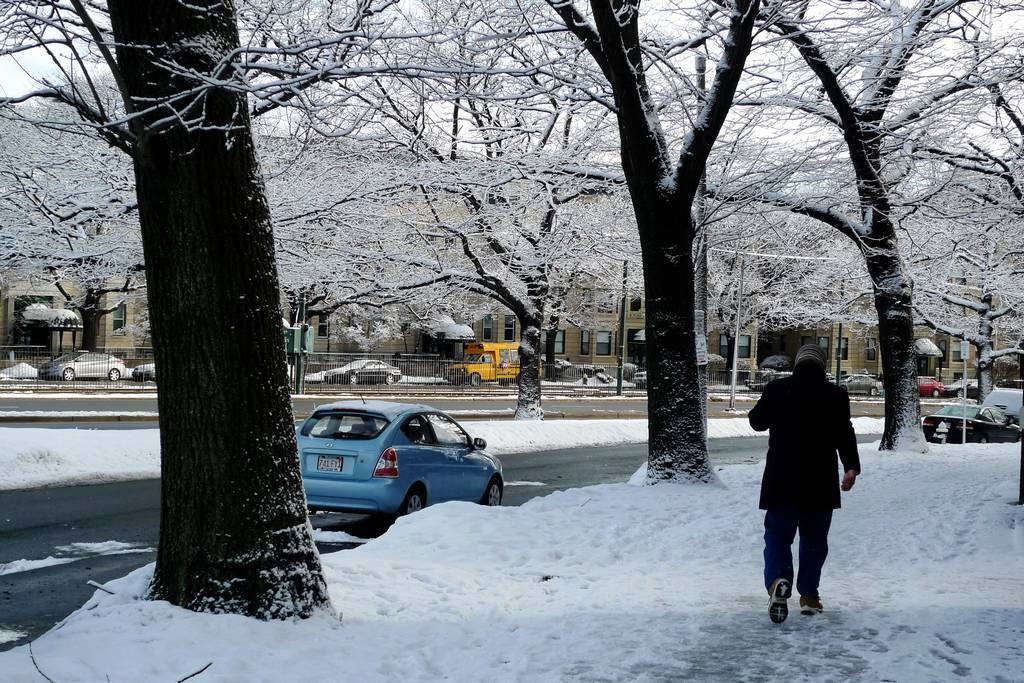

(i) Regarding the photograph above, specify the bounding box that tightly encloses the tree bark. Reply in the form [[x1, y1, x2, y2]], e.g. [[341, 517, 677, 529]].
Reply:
[[516, 314, 544, 420], [79, 309, 101, 350], [864, 236, 924, 451], [638, 196, 713, 482], [107, 0, 330, 618]]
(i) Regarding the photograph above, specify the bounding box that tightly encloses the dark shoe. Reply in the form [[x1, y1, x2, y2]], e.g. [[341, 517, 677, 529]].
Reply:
[[800, 596, 823, 615], [767, 578, 792, 624]]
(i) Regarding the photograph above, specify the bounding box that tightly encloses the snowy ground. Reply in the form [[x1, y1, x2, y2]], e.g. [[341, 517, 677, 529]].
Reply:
[[1, 442, 1020, 682], [0, 418, 885, 491]]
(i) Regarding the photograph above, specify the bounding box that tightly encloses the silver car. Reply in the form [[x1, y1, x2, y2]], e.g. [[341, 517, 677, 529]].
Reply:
[[842, 373, 882, 396], [38, 351, 128, 382]]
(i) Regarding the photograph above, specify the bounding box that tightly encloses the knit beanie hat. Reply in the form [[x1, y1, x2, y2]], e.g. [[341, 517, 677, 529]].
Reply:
[[794, 343, 826, 370]]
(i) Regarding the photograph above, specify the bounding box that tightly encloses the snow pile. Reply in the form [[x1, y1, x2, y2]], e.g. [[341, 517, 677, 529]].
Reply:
[[0, 362, 38, 380], [2, 443, 1020, 681], [0, 428, 161, 490], [0, 418, 887, 491]]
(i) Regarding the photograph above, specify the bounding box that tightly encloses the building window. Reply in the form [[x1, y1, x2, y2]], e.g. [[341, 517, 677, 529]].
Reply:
[[817, 336, 830, 358], [317, 316, 329, 338], [866, 337, 877, 361], [596, 331, 612, 356], [840, 337, 849, 361], [541, 329, 565, 354], [580, 330, 591, 355], [800, 335, 813, 348], [738, 334, 751, 359], [937, 338, 948, 361], [503, 315, 516, 341], [952, 340, 963, 362], [629, 297, 642, 312], [112, 303, 127, 334], [482, 314, 493, 341], [718, 334, 729, 358]]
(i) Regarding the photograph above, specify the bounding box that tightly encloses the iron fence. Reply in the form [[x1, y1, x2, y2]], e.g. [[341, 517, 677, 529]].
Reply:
[[0, 346, 841, 397]]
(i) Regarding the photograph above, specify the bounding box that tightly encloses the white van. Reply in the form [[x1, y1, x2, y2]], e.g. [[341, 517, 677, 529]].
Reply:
[[983, 388, 1023, 423]]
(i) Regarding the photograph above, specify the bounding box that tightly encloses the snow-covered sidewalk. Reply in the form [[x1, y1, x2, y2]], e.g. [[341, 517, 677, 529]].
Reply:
[[0, 418, 886, 491], [1, 442, 1020, 681]]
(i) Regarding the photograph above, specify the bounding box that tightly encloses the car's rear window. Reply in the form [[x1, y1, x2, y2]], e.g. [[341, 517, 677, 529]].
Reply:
[[933, 405, 980, 419], [302, 412, 388, 439]]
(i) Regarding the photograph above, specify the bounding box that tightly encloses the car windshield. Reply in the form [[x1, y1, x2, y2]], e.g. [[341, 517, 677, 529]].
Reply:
[[933, 406, 981, 419], [303, 412, 388, 439], [51, 353, 83, 363], [463, 354, 486, 363]]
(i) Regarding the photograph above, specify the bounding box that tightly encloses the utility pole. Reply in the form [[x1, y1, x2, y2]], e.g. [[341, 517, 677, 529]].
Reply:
[[961, 337, 969, 446], [295, 293, 308, 395], [616, 261, 628, 396], [835, 320, 843, 386], [728, 255, 745, 410]]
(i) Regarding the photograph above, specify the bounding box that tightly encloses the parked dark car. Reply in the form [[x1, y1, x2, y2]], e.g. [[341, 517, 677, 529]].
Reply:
[[745, 371, 790, 392], [131, 363, 157, 382], [304, 359, 402, 386], [922, 405, 1021, 444], [941, 379, 979, 400]]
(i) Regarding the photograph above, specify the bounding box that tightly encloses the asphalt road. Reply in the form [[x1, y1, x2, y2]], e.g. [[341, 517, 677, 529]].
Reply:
[[0, 434, 884, 652], [0, 394, 902, 420]]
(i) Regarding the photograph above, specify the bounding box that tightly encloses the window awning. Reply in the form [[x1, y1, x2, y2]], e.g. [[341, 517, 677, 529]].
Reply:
[[20, 304, 83, 329], [427, 316, 475, 341], [914, 338, 943, 357]]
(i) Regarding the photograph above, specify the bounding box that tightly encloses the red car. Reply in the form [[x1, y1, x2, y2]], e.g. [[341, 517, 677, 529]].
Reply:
[[918, 377, 945, 398]]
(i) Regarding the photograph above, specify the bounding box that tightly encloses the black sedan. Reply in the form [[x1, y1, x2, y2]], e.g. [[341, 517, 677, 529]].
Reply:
[[922, 405, 1021, 444], [304, 359, 402, 386]]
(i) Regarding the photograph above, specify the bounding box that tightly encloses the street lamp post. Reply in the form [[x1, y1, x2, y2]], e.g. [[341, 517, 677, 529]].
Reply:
[[616, 262, 628, 397], [728, 256, 745, 410]]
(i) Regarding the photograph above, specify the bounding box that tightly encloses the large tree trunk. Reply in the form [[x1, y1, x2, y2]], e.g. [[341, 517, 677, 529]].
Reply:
[[865, 241, 924, 451], [108, 1, 330, 618], [515, 315, 544, 420], [976, 343, 995, 403], [638, 198, 713, 482], [79, 309, 101, 350]]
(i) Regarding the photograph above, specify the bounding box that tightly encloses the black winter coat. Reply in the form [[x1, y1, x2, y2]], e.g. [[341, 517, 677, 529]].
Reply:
[[748, 368, 861, 511]]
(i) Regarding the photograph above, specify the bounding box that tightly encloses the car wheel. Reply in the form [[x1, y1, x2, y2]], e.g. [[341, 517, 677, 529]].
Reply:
[[108, 368, 121, 382], [931, 389, 940, 398], [978, 435, 989, 444], [869, 387, 878, 396], [385, 373, 396, 385], [469, 372, 482, 387], [348, 373, 358, 385], [399, 485, 426, 516], [61, 367, 75, 382], [480, 477, 503, 506]]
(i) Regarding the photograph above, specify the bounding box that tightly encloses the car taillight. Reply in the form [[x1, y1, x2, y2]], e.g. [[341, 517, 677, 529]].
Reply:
[[373, 447, 399, 477], [922, 418, 937, 425]]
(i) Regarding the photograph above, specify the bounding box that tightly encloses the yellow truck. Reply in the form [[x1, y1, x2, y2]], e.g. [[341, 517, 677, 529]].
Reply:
[[447, 342, 521, 386]]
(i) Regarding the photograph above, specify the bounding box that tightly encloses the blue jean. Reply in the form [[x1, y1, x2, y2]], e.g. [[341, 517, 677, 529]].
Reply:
[[763, 508, 833, 598]]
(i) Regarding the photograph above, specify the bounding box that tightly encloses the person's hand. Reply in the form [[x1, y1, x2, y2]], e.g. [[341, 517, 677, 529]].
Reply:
[[841, 470, 857, 492]]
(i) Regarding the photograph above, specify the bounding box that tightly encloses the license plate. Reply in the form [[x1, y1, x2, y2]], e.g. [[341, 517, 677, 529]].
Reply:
[[316, 455, 347, 473]]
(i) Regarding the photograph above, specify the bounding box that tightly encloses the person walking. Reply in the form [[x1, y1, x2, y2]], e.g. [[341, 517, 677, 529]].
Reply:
[[748, 343, 861, 624]]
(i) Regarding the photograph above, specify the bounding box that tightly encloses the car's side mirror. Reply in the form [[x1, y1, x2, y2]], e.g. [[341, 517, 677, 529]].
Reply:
[[472, 437, 487, 450]]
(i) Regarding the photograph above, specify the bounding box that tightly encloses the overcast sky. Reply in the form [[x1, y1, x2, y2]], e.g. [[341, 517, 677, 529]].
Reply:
[[0, 52, 58, 98]]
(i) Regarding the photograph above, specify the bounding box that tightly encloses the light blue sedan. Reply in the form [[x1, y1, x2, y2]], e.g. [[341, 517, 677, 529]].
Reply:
[[298, 401, 503, 517]]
